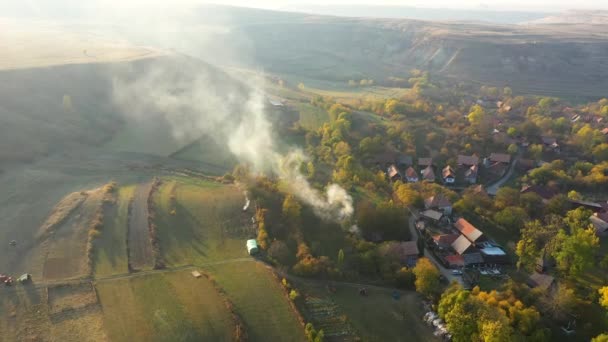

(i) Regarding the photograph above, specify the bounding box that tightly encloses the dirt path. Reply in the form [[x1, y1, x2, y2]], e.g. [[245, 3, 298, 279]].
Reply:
[[127, 182, 154, 270]]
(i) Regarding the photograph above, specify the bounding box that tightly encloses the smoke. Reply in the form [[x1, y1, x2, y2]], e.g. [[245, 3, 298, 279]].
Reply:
[[111, 56, 353, 222]]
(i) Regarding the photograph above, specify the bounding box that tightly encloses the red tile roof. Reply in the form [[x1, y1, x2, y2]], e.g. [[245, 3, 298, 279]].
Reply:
[[433, 234, 459, 246], [405, 166, 417, 178], [442, 165, 456, 179], [444, 254, 465, 267], [454, 218, 483, 242], [425, 194, 452, 209]]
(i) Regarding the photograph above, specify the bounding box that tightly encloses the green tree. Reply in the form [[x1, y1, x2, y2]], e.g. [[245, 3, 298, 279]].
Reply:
[[508, 143, 518, 155], [394, 183, 423, 208], [494, 207, 528, 233], [552, 225, 599, 277], [528, 144, 543, 160], [592, 334, 608, 342], [289, 289, 300, 301], [567, 190, 582, 201], [413, 257, 441, 298], [599, 286, 608, 309]]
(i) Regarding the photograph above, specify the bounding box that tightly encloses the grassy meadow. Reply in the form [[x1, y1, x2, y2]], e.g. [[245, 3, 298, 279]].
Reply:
[[96, 270, 235, 342], [153, 177, 250, 266], [204, 262, 306, 342], [93, 185, 135, 278]]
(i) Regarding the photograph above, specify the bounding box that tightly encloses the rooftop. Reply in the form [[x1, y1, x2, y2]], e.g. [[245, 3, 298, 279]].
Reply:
[[489, 153, 511, 164], [528, 272, 555, 291], [451, 235, 473, 255], [454, 218, 483, 242], [418, 157, 433, 167], [425, 194, 452, 209], [421, 209, 444, 221], [457, 154, 479, 166]]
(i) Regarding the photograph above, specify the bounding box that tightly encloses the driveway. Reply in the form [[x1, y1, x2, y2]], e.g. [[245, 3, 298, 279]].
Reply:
[[407, 212, 463, 285], [486, 151, 522, 195]]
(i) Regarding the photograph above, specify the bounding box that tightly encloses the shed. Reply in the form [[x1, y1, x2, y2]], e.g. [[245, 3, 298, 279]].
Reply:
[[191, 270, 202, 278], [247, 239, 259, 255]]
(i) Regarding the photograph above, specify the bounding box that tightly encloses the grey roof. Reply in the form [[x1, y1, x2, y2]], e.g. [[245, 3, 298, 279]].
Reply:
[[451, 235, 473, 255], [397, 155, 413, 166], [425, 195, 452, 209], [421, 165, 435, 181], [463, 253, 484, 265], [457, 155, 479, 166], [421, 209, 444, 221]]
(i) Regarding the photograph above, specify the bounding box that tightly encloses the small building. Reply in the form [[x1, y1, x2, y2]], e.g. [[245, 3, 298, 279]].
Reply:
[[528, 272, 556, 292], [464, 165, 478, 184], [421, 209, 448, 225], [17, 274, 31, 283], [191, 270, 202, 278], [247, 239, 259, 255], [451, 235, 474, 255], [477, 241, 509, 264], [421, 165, 436, 182], [381, 241, 420, 267], [405, 166, 419, 182], [387, 164, 402, 182], [442, 166, 456, 185], [454, 218, 484, 243], [425, 195, 452, 215], [457, 154, 479, 167], [601, 127, 608, 135], [444, 254, 465, 268]]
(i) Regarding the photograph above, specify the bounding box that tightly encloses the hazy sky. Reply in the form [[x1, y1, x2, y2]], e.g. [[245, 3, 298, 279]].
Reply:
[[175, 0, 607, 11]]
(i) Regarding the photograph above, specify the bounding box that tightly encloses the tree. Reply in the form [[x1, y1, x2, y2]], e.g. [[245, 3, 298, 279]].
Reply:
[[528, 144, 543, 160], [503, 87, 513, 97], [494, 187, 520, 210], [599, 286, 608, 309], [268, 240, 293, 265], [552, 225, 599, 277], [337, 249, 345, 269], [543, 284, 578, 321], [494, 207, 528, 233], [412, 257, 440, 298], [507, 127, 518, 137], [394, 183, 423, 208], [574, 124, 603, 155], [592, 334, 608, 342], [289, 289, 300, 301], [508, 143, 518, 155], [567, 190, 582, 201], [593, 143, 608, 162], [282, 195, 302, 221]]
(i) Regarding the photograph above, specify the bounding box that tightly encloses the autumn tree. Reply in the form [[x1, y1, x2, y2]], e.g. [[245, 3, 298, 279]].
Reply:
[[394, 183, 423, 208], [412, 257, 441, 299]]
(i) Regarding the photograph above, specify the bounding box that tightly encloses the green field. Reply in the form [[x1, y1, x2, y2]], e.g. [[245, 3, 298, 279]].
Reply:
[[330, 285, 436, 341], [104, 122, 186, 157], [94, 186, 135, 277], [96, 270, 236, 342], [204, 262, 306, 342], [153, 178, 250, 266]]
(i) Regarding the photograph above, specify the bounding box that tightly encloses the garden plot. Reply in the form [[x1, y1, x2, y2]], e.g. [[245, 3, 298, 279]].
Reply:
[[304, 296, 356, 340]]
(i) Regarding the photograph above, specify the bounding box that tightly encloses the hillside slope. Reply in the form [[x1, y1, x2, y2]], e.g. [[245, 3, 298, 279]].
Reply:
[[197, 6, 608, 99]]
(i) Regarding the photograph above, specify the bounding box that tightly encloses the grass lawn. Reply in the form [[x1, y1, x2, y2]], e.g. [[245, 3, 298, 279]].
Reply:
[[204, 262, 306, 342], [96, 270, 235, 342], [299, 282, 437, 342], [94, 185, 135, 277], [103, 122, 186, 157], [153, 178, 250, 267]]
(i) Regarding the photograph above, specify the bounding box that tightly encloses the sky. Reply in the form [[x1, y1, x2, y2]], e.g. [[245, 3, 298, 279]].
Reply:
[[167, 0, 608, 12]]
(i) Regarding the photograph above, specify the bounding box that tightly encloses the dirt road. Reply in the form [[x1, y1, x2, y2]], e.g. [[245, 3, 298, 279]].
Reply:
[[127, 182, 154, 270]]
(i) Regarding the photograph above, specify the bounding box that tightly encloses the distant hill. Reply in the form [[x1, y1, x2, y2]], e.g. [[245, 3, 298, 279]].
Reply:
[[281, 5, 550, 24], [192, 6, 608, 99], [523, 10, 608, 25]]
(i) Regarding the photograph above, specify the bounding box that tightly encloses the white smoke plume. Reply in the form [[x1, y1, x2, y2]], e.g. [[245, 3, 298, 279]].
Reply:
[[111, 58, 353, 222]]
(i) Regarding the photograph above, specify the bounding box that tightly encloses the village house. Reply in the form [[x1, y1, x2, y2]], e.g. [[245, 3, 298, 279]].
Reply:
[[421, 165, 436, 182], [425, 194, 452, 215], [454, 218, 485, 244], [442, 165, 456, 185], [464, 164, 478, 184], [488, 153, 511, 165], [541, 136, 560, 153], [387, 164, 402, 182], [450, 235, 484, 266], [421, 209, 449, 225], [457, 154, 479, 167], [380, 241, 420, 267], [432, 234, 459, 249], [404, 166, 419, 182], [590, 211, 608, 235]]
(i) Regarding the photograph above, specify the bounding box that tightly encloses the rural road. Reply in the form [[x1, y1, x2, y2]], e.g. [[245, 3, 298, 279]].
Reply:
[[486, 151, 521, 195], [406, 210, 463, 285], [128, 182, 154, 270]]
